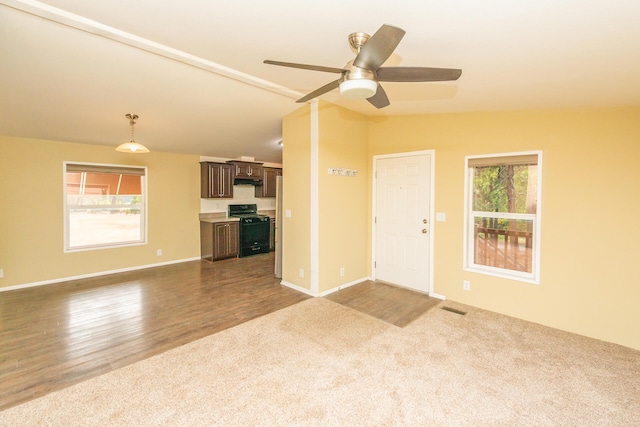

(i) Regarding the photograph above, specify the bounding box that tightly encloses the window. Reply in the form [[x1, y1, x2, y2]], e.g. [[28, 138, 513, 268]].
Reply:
[[64, 162, 147, 251], [464, 152, 542, 283]]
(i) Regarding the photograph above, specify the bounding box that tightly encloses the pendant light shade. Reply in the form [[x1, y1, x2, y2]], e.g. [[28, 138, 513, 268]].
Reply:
[[116, 113, 149, 153]]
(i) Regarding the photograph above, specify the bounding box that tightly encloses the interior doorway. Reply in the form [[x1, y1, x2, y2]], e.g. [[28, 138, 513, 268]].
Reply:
[[373, 151, 434, 294]]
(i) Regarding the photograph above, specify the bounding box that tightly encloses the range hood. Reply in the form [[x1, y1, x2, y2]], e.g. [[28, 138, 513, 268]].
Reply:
[[233, 177, 262, 186], [228, 158, 263, 186]]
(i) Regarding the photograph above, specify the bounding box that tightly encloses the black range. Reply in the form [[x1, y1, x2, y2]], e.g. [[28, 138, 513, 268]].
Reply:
[[228, 204, 270, 257]]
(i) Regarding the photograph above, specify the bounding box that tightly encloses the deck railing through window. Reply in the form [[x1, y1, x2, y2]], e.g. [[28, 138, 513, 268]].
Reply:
[[474, 225, 533, 273]]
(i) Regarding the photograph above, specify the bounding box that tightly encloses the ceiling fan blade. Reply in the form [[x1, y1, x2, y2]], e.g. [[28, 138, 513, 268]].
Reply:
[[367, 84, 390, 109], [264, 60, 346, 74], [296, 79, 340, 103], [377, 67, 462, 82], [353, 24, 406, 71]]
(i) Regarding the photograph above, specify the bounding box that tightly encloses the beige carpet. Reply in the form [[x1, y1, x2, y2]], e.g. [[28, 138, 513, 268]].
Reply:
[[1, 298, 639, 426]]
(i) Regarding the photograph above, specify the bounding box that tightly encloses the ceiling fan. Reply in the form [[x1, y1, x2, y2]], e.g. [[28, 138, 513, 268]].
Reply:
[[264, 24, 462, 109]]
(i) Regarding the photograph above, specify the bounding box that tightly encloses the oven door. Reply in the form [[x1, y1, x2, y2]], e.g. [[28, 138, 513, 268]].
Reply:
[[239, 220, 270, 256], [241, 221, 270, 246]]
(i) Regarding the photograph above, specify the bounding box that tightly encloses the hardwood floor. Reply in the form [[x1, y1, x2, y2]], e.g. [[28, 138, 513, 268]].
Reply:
[[325, 280, 441, 327], [0, 253, 439, 411], [0, 252, 309, 411]]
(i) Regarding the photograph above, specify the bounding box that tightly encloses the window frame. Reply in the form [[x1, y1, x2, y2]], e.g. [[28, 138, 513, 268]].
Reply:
[[463, 151, 542, 284], [63, 161, 148, 252]]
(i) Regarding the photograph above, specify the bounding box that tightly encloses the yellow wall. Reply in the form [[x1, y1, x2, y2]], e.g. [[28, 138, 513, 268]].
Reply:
[[317, 102, 369, 293], [282, 105, 311, 290], [5, 105, 636, 351], [0, 136, 201, 289], [368, 107, 640, 349]]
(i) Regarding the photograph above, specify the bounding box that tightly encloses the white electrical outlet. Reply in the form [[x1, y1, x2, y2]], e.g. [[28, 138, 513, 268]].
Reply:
[[340, 267, 345, 277], [463, 280, 470, 291], [299, 268, 304, 278], [157, 249, 162, 256], [0, 269, 3, 278], [285, 209, 292, 218]]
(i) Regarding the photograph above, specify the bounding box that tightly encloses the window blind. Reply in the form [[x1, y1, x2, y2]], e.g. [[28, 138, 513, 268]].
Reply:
[[66, 163, 146, 176], [468, 154, 538, 168]]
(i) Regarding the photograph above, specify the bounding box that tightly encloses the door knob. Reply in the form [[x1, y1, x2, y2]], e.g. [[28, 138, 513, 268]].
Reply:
[[422, 228, 428, 234], [423, 219, 428, 224]]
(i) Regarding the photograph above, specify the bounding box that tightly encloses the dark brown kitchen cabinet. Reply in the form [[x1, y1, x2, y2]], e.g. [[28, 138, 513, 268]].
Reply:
[[214, 221, 238, 260], [200, 220, 239, 261], [255, 167, 282, 198], [200, 162, 233, 198], [227, 161, 263, 180]]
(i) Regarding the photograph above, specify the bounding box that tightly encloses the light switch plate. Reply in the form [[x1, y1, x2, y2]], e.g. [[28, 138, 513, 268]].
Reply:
[[436, 212, 446, 222]]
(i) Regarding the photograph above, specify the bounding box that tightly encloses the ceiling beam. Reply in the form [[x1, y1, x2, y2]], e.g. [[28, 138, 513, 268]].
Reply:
[[1, 0, 303, 100]]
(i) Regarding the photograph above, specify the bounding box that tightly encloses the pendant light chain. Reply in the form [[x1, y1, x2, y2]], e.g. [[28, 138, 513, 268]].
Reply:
[[127, 113, 139, 143], [116, 113, 149, 153]]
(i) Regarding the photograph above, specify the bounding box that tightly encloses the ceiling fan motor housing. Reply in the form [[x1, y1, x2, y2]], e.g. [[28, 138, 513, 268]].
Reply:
[[348, 32, 371, 53]]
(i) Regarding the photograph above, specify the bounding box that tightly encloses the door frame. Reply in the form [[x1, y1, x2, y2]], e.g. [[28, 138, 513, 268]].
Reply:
[[371, 150, 436, 296]]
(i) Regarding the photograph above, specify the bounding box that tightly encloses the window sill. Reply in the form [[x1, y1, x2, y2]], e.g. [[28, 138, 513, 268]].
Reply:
[[64, 241, 147, 253], [464, 265, 539, 285]]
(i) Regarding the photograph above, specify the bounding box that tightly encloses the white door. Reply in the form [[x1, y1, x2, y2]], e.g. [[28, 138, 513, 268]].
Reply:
[[375, 154, 431, 293]]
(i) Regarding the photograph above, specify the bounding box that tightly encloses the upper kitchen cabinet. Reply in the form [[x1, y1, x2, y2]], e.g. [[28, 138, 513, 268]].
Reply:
[[227, 161, 263, 180], [255, 167, 282, 198], [200, 162, 233, 198]]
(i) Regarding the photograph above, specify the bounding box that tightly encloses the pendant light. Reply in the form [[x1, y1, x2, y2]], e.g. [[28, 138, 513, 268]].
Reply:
[[116, 113, 149, 153]]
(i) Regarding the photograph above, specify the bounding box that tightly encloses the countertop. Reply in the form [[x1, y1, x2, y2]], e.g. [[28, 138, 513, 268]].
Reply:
[[258, 210, 276, 218], [199, 213, 240, 223], [200, 210, 275, 223]]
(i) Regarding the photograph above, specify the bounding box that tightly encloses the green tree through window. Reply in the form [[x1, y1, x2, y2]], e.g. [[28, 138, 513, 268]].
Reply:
[[465, 153, 541, 283]]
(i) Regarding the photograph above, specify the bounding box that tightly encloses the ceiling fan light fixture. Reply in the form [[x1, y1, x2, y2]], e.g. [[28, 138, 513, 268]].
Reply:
[[339, 79, 377, 99], [116, 113, 149, 153]]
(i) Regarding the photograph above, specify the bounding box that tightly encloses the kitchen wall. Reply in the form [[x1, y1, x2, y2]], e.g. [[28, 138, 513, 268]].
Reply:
[[0, 135, 201, 290], [198, 156, 282, 215]]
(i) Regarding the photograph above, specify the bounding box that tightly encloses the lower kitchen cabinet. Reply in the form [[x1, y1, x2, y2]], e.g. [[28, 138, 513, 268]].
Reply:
[[200, 220, 239, 261]]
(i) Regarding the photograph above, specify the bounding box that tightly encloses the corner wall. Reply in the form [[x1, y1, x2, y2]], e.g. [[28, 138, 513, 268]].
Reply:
[[281, 105, 312, 291], [281, 102, 370, 295], [317, 102, 369, 293], [368, 107, 640, 349]]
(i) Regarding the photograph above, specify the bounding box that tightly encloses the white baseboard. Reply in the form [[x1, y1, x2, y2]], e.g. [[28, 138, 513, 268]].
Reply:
[[318, 277, 371, 297], [430, 292, 446, 300], [0, 257, 202, 293], [281, 277, 372, 298], [280, 280, 317, 297]]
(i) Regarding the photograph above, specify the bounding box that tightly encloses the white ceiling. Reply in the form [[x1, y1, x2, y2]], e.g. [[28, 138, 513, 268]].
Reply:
[[1, 1, 639, 163]]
